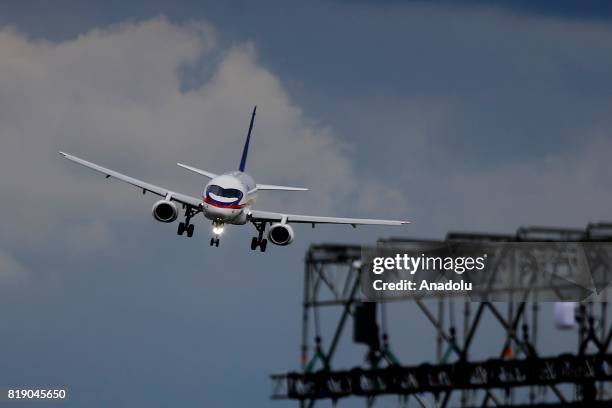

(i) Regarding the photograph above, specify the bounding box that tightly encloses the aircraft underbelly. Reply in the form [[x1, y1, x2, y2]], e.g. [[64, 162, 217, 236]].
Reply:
[[203, 204, 247, 225]]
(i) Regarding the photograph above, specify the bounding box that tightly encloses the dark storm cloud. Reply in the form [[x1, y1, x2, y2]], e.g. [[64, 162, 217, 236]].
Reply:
[[347, 0, 612, 22], [443, 0, 612, 22], [0, 1, 611, 407]]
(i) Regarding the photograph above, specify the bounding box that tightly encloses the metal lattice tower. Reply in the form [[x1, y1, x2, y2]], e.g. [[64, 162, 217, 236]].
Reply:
[[271, 222, 612, 407]]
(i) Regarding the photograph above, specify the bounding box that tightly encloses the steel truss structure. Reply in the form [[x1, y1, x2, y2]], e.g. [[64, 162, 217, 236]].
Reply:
[[271, 222, 612, 407]]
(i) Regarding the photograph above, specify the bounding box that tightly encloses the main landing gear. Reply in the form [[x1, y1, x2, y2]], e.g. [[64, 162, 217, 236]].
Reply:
[[250, 221, 268, 252], [177, 205, 199, 238], [177, 221, 194, 237]]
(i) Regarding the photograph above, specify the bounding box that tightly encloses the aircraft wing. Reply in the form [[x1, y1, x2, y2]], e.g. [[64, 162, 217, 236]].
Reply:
[[249, 209, 409, 226], [59, 152, 202, 208]]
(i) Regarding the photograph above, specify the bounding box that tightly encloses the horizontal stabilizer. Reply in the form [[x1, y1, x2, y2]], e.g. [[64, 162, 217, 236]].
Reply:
[[257, 184, 308, 191], [177, 163, 218, 179]]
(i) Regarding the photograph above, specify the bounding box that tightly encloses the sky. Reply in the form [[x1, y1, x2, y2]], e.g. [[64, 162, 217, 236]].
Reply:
[[0, 1, 611, 407]]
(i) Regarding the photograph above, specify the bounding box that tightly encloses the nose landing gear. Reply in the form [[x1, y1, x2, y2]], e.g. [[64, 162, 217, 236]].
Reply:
[[210, 222, 224, 247], [250, 221, 268, 252]]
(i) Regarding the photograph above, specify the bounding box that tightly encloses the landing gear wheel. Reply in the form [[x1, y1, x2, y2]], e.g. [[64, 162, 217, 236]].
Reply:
[[250, 221, 268, 252], [177, 222, 186, 235], [186, 224, 195, 238], [215, 238, 220, 247]]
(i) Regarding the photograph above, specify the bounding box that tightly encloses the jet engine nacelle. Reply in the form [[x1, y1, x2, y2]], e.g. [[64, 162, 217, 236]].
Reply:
[[268, 223, 294, 246], [152, 200, 178, 223]]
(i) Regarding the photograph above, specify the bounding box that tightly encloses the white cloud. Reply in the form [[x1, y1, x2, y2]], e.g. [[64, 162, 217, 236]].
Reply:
[[1, 11, 610, 265], [0, 17, 408, 264]]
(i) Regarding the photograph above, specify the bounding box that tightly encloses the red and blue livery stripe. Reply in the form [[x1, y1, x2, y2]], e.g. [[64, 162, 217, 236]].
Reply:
[[203, 196, 245, 209]]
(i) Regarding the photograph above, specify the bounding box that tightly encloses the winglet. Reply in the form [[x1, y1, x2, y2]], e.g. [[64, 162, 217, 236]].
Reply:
[[239, 106, 257, 172]]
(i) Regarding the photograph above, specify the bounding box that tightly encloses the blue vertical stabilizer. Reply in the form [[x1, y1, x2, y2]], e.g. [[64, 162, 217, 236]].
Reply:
[[239, 106, 257, 172]]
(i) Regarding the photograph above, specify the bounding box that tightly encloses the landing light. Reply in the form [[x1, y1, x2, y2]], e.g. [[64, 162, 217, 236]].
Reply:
[[213, 226, 225, 235]]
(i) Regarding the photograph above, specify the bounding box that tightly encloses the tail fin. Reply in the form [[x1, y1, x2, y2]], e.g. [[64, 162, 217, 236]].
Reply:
[[239, 106, 257, 172]]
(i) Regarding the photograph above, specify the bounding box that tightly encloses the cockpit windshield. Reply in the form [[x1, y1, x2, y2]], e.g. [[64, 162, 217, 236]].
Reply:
[[206, 185, 243, 202]]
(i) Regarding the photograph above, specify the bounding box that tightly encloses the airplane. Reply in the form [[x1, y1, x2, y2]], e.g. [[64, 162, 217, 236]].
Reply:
[[59, 106, 409, 252]]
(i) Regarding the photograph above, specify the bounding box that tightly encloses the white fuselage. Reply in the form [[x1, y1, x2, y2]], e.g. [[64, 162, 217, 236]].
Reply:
[[202, 171, 256, 225]]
